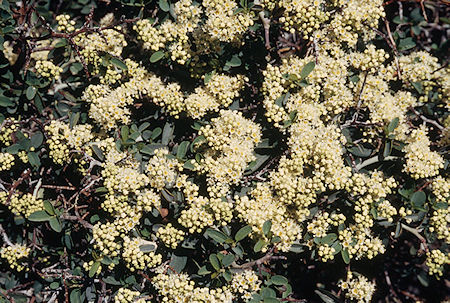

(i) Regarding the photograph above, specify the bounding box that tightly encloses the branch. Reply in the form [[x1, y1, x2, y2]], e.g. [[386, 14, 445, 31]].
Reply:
[[409, 107, 444, 131], [232, 249, 287, 269], [0, 224, 14, 246]]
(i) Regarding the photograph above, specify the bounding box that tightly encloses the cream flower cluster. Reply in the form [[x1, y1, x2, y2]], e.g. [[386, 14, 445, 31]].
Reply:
[[277, 0, 330, 39], [35, 60, 63, 80], [178, 195, 233, 233], [0, 119, 17, 146], [429, 177, 449, 243], [134, 0, 201, 64], [328, 0, 384, 46], [339, 271, 376, 303], [146, 148, 182, 191], [426, 249, 449, 278], [45, 121, 93, 165], [122, 236, 162, 271], [262, 54, 355, 126], [156, 223, 185, 249], [185, 74, 246, 119], [152, 271, 233, 302], [264, 0, 383, 46], [74, 27, 127, 75], [404, 126, 444, 179], [2, 41, 18, 65], [339, 226, 385, 260], [56, 14, 75, 32], [202, 0, 254, 43], [115, 288, 147, 303], [83, 59, 246, 128], [229, 270, 261, 301], [0, 152, 14, 171], [235, 183, 303, 252], [0, 192, 44, 218], [196, 110, 261, 196], [0, 243, 30, 272], [348, 45, 389, 73]]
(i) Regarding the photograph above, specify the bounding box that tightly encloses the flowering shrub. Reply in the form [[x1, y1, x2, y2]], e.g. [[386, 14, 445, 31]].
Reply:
[[0, 0, 448, 302]]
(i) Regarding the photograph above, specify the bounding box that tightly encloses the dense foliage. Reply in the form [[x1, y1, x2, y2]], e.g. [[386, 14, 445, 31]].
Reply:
[[0, 0, 449, 302]]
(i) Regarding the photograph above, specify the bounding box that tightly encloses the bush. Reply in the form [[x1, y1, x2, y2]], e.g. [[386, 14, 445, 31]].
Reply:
[[0, 0, 448, 302]]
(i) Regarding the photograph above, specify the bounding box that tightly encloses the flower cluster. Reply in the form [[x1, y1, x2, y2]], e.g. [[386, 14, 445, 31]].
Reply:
[[56, 14, 75, 32], [339, 271, 376, 303], [45, 121, 93, 165], [134, 0, 201, 64], [152, 270, 233, 302], [426, 249, 449, 278], [0, 244, 30, 272], [156, 223, 185, 249], [229, 270, 261, 301], [202, 0, 254, 43], [0, 152, 14, 171], [404, 126, 444, 179], [0, 192, 44, 218], [35, 60, 63, 80], [122, 236, 162, 271], [196, 110, 261, 196], [114, 288, 147, 303]]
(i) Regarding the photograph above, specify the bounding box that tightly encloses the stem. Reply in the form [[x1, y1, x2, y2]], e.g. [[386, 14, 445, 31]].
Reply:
[[0, 224, 14, 246]]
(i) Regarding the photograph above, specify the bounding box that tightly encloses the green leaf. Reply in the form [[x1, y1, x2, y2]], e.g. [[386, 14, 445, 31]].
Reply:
[[169, 255, 187, 273], [162, 122, 174, 145], [110, 57, 128, 70], [271, 275, 288, 286], [151, 127, 162, 140], [159, 0, 170, 12], [315, 289, 341, 303], [209, 254, 221, 271], [26, 86, 37, 100], [30, 132, 44, 148], [176, 141, 190, 159], [341, 248, 350, 264], [54, 39, 68, 48], [103, 276, 121, 285], [0, 95, 14, 107], [150, 51, 165, 63], [70, 289, 82, 303], [28, 210, 52, 222], [205, 228, 229, 244], [88, 261, 100, 278], [348, 145, 372, 158], [43, 201, 55, 215], [198, 265, 211, 275], [411, 82, 423, 94], [121, 125, 129, 141], [139, 242, 157, 252], [300, 61, 315, 79], [417, 271, 429, 287], [27, 151, 41, 167], [387, 117, 399, 134], [321, 233, 337, 245], [398, 37, 416, 51], [221, 254, 235, 267], [235, 225, 252, 242], [49, 216, 62, 232], [91, 145, 104, 161], [227, 55, 241, 67], [254, 239, 266, 252], [410, 191, 426, 208], [223, 270, 232, 282], [263, 220, 272, 237]]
